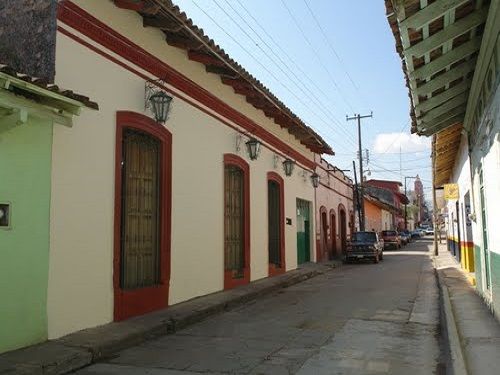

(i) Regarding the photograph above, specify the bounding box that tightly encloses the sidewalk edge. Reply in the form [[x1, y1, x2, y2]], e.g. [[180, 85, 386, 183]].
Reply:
[[434, 259, 468, 375]]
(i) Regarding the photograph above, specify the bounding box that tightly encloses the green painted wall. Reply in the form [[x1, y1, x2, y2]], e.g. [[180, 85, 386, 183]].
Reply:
[[0, 117, 53, 353], [490, 252, 500, 319], [474, 245, 483, 295]]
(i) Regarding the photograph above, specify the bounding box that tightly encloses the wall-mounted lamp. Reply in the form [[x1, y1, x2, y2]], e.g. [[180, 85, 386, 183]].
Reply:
[[282, 158, 295, 177], [145, 78, 173, 124], [311, 172, 320, 188], [245, 137, 261, 160]]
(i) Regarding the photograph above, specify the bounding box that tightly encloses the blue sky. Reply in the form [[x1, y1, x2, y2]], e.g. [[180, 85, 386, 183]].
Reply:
[[174, 0, 433, 197]]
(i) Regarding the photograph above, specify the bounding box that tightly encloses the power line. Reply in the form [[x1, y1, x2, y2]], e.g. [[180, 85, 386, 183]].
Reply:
[[230, 0, 360, 146], [211, 0, 359, 149], [301, 0, 366, 104], [189, 0, 357, 152], [278, 0, 355, 113]]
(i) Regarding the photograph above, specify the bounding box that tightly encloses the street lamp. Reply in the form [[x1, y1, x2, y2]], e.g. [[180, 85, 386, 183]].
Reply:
[[404, 176, 417, 230]]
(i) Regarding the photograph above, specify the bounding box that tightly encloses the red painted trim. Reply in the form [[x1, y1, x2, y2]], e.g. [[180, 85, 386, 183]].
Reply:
[[267, 172, 285, 277], [57, 1, 316, 170], [113, 0, 144, 11], [329, 209, 337, 257], [113, 111, 172, 321], [223, 154, 251, 289], [317, 206, 328, 262]]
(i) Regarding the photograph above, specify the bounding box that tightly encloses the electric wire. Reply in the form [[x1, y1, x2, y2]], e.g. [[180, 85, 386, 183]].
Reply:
[[210, 0, 359, 149], [301, 0, 367, 105], [278, 0, 356, 114], [188, 0, 360, 153], [216, 0, 360, 148]]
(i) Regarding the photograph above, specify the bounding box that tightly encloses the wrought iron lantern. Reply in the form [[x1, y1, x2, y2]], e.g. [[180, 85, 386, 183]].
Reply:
[[145, 78, 173, 124], [245, 137, 261, 160], [311, 172, 320, 188], [282, 158, 295, 177]]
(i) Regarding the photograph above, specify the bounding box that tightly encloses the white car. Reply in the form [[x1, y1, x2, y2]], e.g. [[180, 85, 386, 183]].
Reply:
[[424, 228, 434, 235]]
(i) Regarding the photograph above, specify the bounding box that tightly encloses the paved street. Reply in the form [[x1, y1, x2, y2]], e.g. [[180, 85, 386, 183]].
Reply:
[[76, 239, 442, 375]]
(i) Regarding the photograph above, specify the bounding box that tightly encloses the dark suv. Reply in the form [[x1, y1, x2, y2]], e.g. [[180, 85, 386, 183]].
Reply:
[[345, 231, 384, 263]]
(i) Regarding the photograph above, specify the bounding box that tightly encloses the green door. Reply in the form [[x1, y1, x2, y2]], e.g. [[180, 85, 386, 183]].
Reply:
[[297, 199, 311, 264]]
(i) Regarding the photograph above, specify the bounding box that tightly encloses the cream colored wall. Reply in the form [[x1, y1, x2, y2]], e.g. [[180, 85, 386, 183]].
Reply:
[[49, 6, 317, 338], [70, 0, 313, 159]]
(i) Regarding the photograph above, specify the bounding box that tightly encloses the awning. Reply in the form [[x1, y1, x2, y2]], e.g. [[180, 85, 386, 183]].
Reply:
[[0, 64, 98, 132]]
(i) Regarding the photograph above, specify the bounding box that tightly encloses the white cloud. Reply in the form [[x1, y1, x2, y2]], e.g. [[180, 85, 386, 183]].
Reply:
[[372, 132, 431, 154]]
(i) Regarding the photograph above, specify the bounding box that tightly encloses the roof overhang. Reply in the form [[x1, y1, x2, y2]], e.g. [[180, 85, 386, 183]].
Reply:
[[0, 67, 98, 133], [113, 0, 333, 155], [385, 0, 493, 186]]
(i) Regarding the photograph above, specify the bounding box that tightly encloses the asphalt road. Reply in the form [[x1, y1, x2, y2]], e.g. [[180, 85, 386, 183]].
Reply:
[[76, 238, 442, 375]]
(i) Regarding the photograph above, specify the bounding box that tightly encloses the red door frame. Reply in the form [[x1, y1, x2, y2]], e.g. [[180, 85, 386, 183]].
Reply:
[[113, 111, 172, 321], [223, 154, 250, 289], [318, 206, 328, 262], [267, 172, 285, 276], [338, 203, 347, 255], [330, 209, 337, 257]]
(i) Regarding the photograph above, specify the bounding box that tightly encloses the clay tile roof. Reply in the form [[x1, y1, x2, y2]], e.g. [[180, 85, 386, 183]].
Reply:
[[0, 63, 99, 110], [115, 0, 333, 155]]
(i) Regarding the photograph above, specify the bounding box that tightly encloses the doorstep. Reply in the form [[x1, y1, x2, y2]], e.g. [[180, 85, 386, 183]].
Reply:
[[0, 260, 341, 375]]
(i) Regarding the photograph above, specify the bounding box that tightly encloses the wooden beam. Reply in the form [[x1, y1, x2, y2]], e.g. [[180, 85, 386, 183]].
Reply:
[[233, 86, 258, 97], [404, 7, 487, 57], [0, 90, 73, 127], [419, 105, 464, 129], [165, 33, 202, 50], [187, 50, 225, 67], [410, 37, 481, 80], [415, 77, 471, 113], [143, 16, 183, 32], [0, 108, 28, 134], [418, 90, 468, 123], [415, 58, 476, 95], [205, 65, 238, 78], [400, 0, 468, 29], [421, 114, 463, 135], [220, 77, 249, 89]]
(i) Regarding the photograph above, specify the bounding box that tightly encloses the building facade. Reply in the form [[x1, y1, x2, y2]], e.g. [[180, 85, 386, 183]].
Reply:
[[314, 158, 354, 262], [0, 0, 348, 353], [386, 0, 500, 318]]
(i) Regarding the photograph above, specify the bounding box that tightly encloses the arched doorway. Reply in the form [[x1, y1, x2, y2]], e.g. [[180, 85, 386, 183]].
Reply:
[[339, 204, 347, 254], [330, 209, 337, 257], [319, 206, 328, 262]]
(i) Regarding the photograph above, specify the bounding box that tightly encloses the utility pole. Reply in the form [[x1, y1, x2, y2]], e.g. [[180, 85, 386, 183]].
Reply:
[[347, 112, 372, 231], [353, 160, 362, 231]]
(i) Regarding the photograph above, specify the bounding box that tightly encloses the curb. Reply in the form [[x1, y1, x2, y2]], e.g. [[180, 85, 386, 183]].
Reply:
[[434, 261, 468, 375], [0, 262, 340, 375]]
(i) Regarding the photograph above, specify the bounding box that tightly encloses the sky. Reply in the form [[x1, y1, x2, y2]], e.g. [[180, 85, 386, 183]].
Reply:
[[173, 0, 433, 199]]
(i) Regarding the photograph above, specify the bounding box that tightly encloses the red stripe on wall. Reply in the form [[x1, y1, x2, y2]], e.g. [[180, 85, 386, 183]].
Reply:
[[57, 1, 316, 170]]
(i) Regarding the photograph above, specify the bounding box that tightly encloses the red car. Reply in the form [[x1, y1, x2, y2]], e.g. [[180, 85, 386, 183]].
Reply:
[[381, 230, 401, 249]]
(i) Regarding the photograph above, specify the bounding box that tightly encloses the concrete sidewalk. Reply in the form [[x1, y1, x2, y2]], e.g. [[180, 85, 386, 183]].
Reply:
[[0, 261, 341, 375], [434, 245, 500, 375]]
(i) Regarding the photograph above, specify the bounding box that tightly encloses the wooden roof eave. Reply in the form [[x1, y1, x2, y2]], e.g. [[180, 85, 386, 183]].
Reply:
[[124, 0, 333, 155]]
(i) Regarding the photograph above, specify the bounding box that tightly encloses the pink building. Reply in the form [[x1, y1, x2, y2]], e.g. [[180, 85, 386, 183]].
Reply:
[[314, 158, 354, 262], [365, 180, 409, 230]]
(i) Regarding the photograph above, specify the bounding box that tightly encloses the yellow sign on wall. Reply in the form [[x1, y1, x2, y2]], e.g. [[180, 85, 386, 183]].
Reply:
[[444, 183, 459, 200]]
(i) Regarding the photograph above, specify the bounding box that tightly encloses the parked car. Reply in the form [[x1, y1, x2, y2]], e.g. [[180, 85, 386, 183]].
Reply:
[[381, 230, 401, 249], [425, 227, 434, 235], [345, 231, 384, 264], [400, 230, 411, 244], [410, 230, 421, 238]]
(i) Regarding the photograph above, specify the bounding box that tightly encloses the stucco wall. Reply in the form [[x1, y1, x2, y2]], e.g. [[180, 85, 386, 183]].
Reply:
[[364, 200, 382, 233], [49, 2, 317, 338], [0, 118, 52, 353]]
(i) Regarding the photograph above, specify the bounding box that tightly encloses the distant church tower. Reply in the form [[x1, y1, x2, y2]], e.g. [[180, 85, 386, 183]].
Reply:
[[414, 175, 424, 223]]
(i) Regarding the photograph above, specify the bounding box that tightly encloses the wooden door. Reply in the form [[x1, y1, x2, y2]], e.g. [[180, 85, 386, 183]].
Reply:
[[114, 111, 172, 321], [268, 180, 281, 267], [121, 129, 161, 289], [296, 199, 311, 264], [330, 211, 337, 257]]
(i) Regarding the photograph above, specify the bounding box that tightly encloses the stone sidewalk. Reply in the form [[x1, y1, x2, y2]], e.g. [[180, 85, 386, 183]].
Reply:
[[0, 261, 341, 375], [434, 245, 500, 375]]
